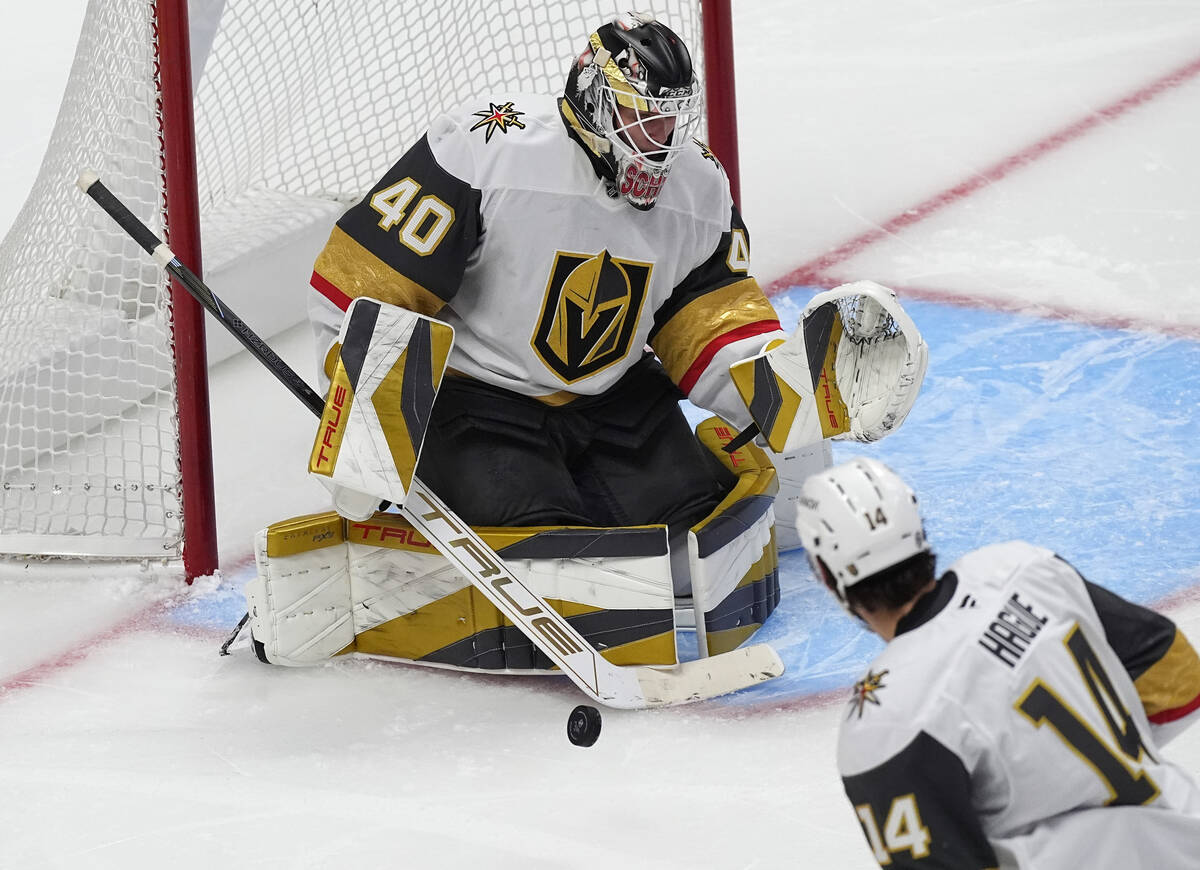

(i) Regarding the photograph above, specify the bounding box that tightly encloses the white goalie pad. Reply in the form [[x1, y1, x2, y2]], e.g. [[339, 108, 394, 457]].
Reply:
[[689, 497, 778, 658], [685, 417, 783, 655], [246, 515, 355, 666], [246, 511, 679, 671], [309, 298, 454, 519], [729, 280, 928, 451]]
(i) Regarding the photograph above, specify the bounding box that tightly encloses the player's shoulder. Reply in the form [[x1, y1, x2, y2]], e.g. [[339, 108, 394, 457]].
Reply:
[[654, 136, 734, 220], [425, 93, 569, 185], [836, 639, 963, 775], [951, 540, 1055, 573], [432, 92, 561, 141], [950, 540, 1085, 601]]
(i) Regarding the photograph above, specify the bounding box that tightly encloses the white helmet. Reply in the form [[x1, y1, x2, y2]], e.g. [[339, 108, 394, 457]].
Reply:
[[794, 457, 929, 604]]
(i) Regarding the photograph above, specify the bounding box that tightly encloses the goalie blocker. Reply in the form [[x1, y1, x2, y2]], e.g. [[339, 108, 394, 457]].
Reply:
[[246, 417, 780, 669], [309, 297, 454, 520]]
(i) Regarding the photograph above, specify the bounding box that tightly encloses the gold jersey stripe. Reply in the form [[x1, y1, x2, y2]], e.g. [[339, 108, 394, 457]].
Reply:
[[1135, 629, 1200, 718], [651, 278, 777, 385], [314, 225, 445, 317]]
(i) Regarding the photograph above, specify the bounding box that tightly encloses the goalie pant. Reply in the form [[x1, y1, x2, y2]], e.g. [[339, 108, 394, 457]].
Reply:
[[837, 541, 1200, 869]]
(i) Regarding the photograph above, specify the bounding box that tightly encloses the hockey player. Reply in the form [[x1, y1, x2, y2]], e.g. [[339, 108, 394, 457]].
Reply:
[[795, 458, 1200, 869], [305, 11, 923, 534]]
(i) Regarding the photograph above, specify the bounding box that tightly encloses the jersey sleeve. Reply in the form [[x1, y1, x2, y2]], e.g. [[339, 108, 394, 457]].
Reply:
[[308, 131, 483, 376], [646, 204, 785, 430], [842, 731, 999, 869], [1079, 571, 1200, 744]]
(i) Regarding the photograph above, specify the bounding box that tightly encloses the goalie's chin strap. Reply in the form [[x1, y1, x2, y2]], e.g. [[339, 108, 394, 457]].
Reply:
[[722, 423, 760, 454]]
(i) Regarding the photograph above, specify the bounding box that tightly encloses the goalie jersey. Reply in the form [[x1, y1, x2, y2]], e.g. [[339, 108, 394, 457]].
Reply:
[[839, 541, 1200, 869], [308, 93, 783, 427]]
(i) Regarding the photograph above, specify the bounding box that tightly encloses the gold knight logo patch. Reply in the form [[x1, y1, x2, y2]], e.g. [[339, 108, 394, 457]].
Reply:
[[531, 250, 652, 384]]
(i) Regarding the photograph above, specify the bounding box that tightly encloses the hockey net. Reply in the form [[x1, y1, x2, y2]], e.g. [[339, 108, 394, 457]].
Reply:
[[0, 0, 722, 576]]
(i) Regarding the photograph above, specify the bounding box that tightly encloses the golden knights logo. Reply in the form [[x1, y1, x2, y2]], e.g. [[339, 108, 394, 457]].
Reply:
[[469, 101, 526, 142], [532, 250, 652, 384], [849, 668, 889, 720]]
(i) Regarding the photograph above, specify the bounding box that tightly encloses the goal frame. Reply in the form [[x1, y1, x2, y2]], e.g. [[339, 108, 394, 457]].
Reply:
[[157, 0, 216, 581]]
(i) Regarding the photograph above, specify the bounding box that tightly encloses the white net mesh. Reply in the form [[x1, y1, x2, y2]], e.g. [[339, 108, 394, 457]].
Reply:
[[0, 0, 705, 561], [194, 0, 706, 269], [0, 1, 178, 558]]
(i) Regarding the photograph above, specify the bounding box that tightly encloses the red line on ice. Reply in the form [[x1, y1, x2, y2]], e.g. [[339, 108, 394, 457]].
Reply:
[[859, 280, 1200, 339], [0, 602, 166, 697], [764, 53, 1200, 296], [0, 553, 255, 702]]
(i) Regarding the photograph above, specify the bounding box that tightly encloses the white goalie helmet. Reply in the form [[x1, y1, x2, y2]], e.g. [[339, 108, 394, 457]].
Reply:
[[794, 457, 930, 604]]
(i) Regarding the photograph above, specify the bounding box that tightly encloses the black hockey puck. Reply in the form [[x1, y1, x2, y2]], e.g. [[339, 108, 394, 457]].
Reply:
[[567, 704, 602, 747]]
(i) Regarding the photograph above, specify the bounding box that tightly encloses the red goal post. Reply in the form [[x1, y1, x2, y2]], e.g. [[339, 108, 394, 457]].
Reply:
[[0, 0, 741, 581]]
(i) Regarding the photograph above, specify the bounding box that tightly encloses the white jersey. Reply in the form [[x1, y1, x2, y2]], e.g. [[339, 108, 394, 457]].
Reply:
[[838, 541, 1200, 869], [308, 93, 783, 427]]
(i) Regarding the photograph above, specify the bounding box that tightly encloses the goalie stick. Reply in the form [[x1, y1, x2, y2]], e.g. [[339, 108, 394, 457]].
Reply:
[[76, 171, 784, 709]]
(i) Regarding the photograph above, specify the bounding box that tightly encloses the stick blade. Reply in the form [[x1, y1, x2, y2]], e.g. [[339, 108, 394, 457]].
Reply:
[[630, 643, 785, 708]]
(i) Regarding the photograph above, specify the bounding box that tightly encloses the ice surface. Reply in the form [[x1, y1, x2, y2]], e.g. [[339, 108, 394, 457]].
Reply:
[[2, 2, 1200, 867]]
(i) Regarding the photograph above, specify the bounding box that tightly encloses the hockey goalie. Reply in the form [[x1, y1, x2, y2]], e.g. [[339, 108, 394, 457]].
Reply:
[[243, 12, 928, 676]]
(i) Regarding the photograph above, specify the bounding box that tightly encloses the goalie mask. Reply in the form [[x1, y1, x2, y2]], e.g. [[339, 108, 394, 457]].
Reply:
[[794, 458, 930, 608], [560, 11, 702, 210]]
